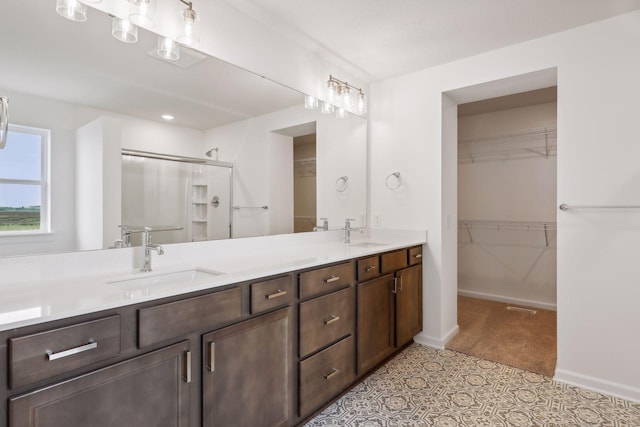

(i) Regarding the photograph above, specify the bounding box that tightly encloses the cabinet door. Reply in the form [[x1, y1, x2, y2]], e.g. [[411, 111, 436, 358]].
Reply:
[[203, 308, 290, 427], [357, 275, 395, 374], [9, 341, 191, 427], [395, 265, 423, 347]]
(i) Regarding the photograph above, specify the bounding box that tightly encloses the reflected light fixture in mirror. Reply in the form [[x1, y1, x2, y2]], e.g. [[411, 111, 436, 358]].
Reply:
[[128, 0, 157, 28], [56, 0, 87, 22], [112, 17, 138, 43], [157, 36, 180, 60], [304, 95, 319, 109], [320, 101, 334, 114], [336, 107, 347, 119], [177, 0, 200, 47]]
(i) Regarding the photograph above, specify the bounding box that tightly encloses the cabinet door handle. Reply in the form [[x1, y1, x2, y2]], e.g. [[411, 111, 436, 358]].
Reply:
[[266, 289, 287, 299], [184, 351, 192, 383], [392, 277, 398, 294], [208, 342, 215, 372], [324, 315, 340, 325], [46, 340, 97, 361], [414, 253, 422, 259], [324, 368, 340, 380], [325, 275, 340, 283], [365, 265, 376, 272]]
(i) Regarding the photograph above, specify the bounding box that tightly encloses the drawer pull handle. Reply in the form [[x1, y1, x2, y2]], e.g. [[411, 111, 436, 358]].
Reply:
[[266, 289, 287, 299], [185, 351, 192, 383], [324, 315, 340, 325], [208, 342, 215, 372], [365, 265, 376, 272], [46, 340, 97, 361], [324, 368, 340, 380], [325, 275, 340, 283], [414, 254, 423, 259]]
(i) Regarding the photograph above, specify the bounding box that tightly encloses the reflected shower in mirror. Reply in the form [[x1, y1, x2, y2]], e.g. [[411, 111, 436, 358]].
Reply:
[[0, 0, 366, 257]]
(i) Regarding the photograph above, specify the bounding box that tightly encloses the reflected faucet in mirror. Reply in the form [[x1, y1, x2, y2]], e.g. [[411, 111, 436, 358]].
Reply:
[[313, 218, 329, 232]]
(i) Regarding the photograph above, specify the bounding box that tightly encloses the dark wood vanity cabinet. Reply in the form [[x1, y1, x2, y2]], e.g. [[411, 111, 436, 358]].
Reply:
[[357, 246, 423, 373], [203, 308, 291, 427], [9, 340, 191, 427], [2, 246, 423, 427]]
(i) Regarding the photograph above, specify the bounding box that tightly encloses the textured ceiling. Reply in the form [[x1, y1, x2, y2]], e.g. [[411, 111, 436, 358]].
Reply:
[[227, 0, 640, 82]]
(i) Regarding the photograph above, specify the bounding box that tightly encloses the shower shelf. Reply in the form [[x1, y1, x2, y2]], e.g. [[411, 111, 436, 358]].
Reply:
[[459, 127, 557, 164]]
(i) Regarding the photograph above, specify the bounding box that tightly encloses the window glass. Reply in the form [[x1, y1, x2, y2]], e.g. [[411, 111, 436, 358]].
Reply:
[[0, 131, 42, 181], [0, 184, 41, 231]]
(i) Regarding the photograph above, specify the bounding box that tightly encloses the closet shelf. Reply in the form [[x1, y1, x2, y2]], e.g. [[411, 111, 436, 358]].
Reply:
[[459, 127, 557, 163], [459, 219, 556, 246], [294, 157, 316, 177]]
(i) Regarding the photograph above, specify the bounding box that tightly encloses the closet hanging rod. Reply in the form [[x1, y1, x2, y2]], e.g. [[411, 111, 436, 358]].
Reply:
[[559, 203, 640, 211], [458, 220, 556, 231]]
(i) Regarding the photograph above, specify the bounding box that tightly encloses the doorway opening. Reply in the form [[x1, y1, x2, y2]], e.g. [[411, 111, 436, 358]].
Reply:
[[446, 87, 558, 377], [293, 133, 317, 232]]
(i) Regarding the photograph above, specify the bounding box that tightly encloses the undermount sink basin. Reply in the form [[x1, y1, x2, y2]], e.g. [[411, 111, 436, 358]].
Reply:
[[107, 268, 224, 291], [349, 242, 390, 248]]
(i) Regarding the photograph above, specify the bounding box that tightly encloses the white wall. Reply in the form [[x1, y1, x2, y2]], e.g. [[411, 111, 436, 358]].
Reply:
[[458, 103, 557, 309], [370, 11, 640, 400]]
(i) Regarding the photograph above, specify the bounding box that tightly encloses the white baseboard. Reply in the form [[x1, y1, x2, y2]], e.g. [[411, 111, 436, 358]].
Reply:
[[458, 289, 557, 311], [413, 325, 459, 349], [554, 369, 640, 403]]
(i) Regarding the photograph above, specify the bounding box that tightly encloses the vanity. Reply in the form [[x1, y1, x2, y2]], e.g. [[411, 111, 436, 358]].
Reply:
[[0, 231, 425, 426]]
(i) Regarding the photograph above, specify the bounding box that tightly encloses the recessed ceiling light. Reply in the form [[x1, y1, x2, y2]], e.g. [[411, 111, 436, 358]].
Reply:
[[161, 114, 175, 121]]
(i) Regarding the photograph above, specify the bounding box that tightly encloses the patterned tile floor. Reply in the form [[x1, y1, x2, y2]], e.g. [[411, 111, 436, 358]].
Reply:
[[305, 344, 640, 427]]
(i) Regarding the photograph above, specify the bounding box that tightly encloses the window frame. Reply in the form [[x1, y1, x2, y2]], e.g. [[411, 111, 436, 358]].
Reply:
[[0, 124, 51, 235]]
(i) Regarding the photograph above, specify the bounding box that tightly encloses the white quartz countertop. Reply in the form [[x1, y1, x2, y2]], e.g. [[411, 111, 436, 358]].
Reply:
[[0, 229, 426, 331]]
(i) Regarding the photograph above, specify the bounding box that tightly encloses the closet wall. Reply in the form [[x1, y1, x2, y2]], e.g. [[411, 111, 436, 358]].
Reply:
[[458, 100, 557, 309]]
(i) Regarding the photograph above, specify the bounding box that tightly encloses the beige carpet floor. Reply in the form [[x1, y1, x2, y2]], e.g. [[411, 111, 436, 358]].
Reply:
[[446, 296, 556, 377]]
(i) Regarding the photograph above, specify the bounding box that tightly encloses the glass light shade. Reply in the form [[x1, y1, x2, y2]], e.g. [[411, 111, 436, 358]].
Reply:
[[356, 92, 367, 115], [112, 17, 138, 43], [320, 101, 335, 114], [128, 0, 156, 28], [327, 81, 338, 103], [177, 7, 200, 47], [342, 87, 354, 110], [304, 95, 319, 109], [157, 36, 180, 61], [56, 0, 87, 22], [336, 108, 347, 119]]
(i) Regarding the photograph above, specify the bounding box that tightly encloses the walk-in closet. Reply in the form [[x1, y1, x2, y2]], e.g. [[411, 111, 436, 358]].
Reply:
[[447, 87, 558, 376]]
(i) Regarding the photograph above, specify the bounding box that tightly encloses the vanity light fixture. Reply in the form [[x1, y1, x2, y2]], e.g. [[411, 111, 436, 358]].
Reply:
[[112, 17, 138, 43], [177, 0, 200, 47], [157, 36, 180, 61], [56, 0, 87, 22], [128, 0, 157, 29], [326, 75, 367, 115]]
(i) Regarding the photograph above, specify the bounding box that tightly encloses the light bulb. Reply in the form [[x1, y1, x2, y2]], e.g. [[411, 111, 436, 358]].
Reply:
[[128, 0, 156, 28], [342, 86, 353, 110], [356, 92, 367, 115], [336, 108, 347, 119], [112, 17, 138, 43], [177, 7, 200, 47], [320, 101, 335, 114], [304, 95, 319, 109], [56, 0, 87, 22], [157, 37, 180, 61], [327, 81, 338, 104]]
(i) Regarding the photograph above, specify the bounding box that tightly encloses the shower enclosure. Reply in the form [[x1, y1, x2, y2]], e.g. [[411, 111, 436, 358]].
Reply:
[[121, 150, 233, 246]]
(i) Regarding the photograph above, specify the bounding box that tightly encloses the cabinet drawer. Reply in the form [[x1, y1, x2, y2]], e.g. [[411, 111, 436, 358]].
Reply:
[[251, 275, 293, 314], [299, 335, 355, 416], [139, 287, 243, 348], [380, 249, 408, 274], [357, 255, 380, 282], [408, 246, 423, 265], [299, 261, 355, 300], [9, 315, 121, 389], [299, 287, 354, 357]]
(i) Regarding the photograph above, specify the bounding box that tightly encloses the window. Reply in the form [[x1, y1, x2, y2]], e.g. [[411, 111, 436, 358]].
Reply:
[[0, 125, 50, 234]]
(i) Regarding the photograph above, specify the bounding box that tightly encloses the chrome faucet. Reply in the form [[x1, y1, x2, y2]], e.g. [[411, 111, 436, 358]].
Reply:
[[141, 227, 164, 272], [344, 218, 356, 244], [314, 218, 329, 232]]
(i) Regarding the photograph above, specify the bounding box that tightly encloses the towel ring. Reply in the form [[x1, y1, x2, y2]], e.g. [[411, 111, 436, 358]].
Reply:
[[336, 176, 349, 192], [385, 172, 401, 190]]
